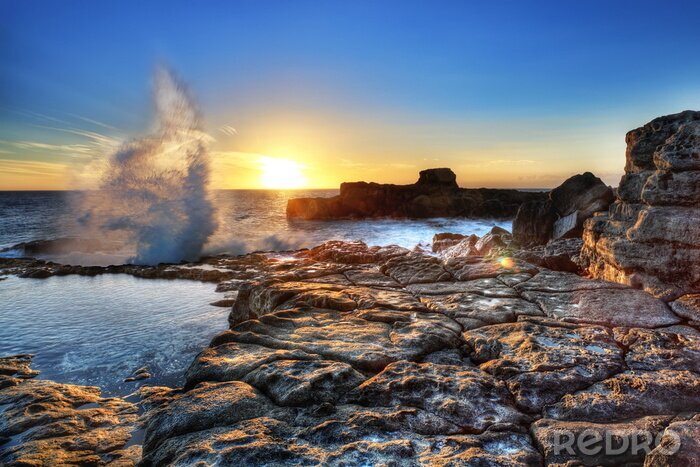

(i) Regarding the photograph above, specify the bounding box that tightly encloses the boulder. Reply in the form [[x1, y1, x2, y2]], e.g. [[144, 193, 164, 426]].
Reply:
[[416, 167, 458, 187], [512, 200, 556, 246], [581, 111, 700, 299]]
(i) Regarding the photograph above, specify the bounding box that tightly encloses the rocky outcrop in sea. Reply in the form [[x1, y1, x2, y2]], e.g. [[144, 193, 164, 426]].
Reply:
[[287, 168, 545, 220]]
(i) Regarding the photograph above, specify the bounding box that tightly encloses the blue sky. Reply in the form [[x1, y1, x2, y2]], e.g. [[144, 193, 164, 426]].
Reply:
[[2, 0, 700, 189]]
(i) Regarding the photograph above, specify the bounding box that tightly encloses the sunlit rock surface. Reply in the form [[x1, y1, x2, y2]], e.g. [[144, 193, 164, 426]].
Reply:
[[2, 238, 699, 465], [581, 111, 700, 299]]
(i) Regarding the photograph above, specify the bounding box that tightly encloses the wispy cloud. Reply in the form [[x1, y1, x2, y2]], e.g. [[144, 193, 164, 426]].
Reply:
[[0, 158, 67, 177], [218, 125, 238, 136]]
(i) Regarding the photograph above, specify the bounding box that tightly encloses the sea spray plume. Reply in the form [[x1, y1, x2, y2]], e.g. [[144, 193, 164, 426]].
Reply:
[[83, 67, 217, 264]]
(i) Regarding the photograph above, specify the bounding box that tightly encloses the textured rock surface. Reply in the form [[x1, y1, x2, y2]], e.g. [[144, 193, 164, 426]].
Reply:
[[287, 168, 545, 219], [3, 236, 699, 465], [581, 111, 700, 299], [0, 355, 140, 466]]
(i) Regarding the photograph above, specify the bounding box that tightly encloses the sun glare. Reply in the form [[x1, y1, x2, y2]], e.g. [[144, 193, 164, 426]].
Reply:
[[259, 156, 306, 189]]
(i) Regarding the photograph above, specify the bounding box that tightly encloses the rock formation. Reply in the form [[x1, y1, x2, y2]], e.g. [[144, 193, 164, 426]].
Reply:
[[513, 172, 614, 246], [287, 168, 545, 219], [2, 237, 699, 465], [581, 110, 700, 299]]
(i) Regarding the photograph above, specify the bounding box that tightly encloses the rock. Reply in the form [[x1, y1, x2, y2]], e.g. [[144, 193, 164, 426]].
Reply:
[[0, 356, 140, 466], [432, 232, 472, 253], [345, 361, 529, 432], [242, 359, 365, 406], [209, 297, 235, 307], [422, 293, 543, 330], [344, 268, 401, 288], [645, 414, 700, 467], [214, 307, 462, 372], [416, 167, 458, 187], [521, 287, 680, 328], [380, 253, 452, 285], [473, 226, 512, 255], [287, 168, 546, 219], [514, 269, 627, 293], [549, 172, 614, 227], [444, 256, 538, 281], [582, 112, 700, 298], [464, 321, 624, 412], [407, 277, 520, 298], [125, 366, 151, 382], [615, 327, 700, 373], [299, 240, 409, 265], [670, 294, 700, 324], [532, 416, 674, 466], [544, 370, 700, 422], [543, 237, 583, 272], [513, 200, 557, 246]]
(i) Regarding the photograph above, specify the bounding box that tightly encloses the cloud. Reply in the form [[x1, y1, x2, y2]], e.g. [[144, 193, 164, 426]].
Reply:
[[218, 125, 238, 136], [0, 158, 67, 177]]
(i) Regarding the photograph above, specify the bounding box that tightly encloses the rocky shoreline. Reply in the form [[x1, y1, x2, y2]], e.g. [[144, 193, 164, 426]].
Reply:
[[2, 238, 699, 465], [2, 111, 699, 466]]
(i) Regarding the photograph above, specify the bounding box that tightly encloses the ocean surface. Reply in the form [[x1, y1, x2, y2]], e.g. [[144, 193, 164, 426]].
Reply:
[[0, 190, 512, 395], [0, 190, 512, 262]]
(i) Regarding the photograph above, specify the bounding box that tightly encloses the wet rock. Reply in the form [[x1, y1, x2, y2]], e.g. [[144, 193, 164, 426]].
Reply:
[[544, 370, 700, 422], [464, 321, 624, 412], [125, 366, 151, 382], [346, 361, 528, 432], [532, 416, 674, 466], [521, 287, 680, 327]]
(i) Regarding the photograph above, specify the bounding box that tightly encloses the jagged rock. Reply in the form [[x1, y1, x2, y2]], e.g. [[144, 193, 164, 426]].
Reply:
[[512, 173, 613, 246], [431, 232, 472, 253], [513, 200, 557, 246], [464, 321, 624, 412], [582, 112, 700, 298], [544, 370, 700, 422], [345, 361, 529, 431], [287, 168, 546, 219], [532, 416, 674, 466]]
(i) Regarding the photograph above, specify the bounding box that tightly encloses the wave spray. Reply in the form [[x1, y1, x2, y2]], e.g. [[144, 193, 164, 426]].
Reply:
[[80, 68, 217, 265]]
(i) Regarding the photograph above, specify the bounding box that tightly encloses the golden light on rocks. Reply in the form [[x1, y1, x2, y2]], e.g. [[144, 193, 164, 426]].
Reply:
[[500, 257, 515, 269]]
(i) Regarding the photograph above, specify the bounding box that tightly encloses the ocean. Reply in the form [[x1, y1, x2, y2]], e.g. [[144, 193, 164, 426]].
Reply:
[[0, 190, 512, 264]]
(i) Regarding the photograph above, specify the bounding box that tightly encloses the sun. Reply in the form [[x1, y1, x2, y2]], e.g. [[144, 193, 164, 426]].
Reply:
[[259, 156, 307, 189]]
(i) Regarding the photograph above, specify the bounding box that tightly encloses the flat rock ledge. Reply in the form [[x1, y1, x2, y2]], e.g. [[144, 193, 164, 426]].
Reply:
[[2, 240, 699, 466]]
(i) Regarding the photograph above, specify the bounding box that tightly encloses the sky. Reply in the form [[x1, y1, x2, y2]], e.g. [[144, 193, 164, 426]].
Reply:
[[2, 0, 700, 190]]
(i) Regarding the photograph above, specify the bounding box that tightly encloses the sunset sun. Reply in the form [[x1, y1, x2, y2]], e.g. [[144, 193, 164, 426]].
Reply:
[[259, 156, 306, 189]]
